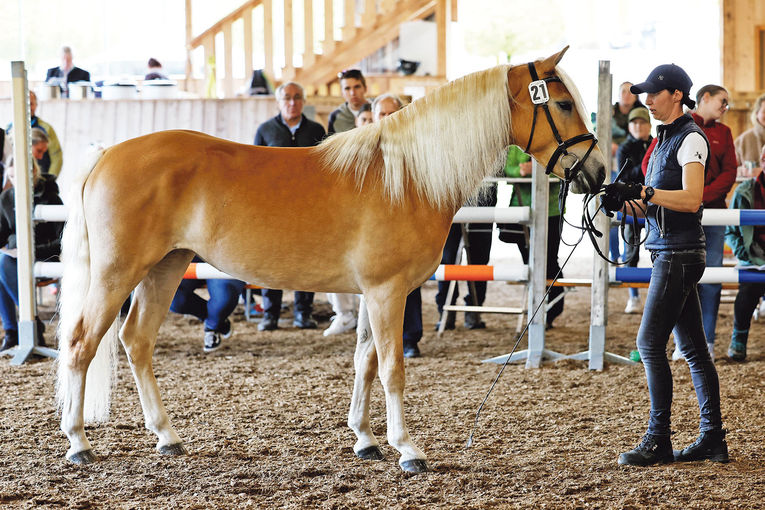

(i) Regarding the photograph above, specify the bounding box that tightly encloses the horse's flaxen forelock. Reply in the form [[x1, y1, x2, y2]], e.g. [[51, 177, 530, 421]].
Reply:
[[316, 65, 513, 209]]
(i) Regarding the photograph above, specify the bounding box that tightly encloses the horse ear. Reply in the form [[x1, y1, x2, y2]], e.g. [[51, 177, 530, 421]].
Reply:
[[541, 46, 570, 70]]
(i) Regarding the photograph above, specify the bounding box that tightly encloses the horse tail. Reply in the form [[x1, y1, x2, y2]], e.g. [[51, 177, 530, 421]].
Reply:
[[56, 147, 119, 423]]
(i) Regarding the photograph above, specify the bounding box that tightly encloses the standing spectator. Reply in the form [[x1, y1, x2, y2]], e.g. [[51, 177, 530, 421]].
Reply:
[[734, 93, 765, 168], [0, 156, 62, 351], [169, 256, 245, 352], [671, 85, 736, 361], [355, 104, 373, 127], [45, 46, 90, 98], [499, 145, 565, 329], [144, 58, 168, 80], [328, 69, 371, 134], [370, 93, 422, 357], [614, 64, 727, 467], [323, 69, 372, 336], [253, 81, 325, 331], [617, 107, 653, 314], [6, 92, 63, 179], [724, 144, 765, 361]]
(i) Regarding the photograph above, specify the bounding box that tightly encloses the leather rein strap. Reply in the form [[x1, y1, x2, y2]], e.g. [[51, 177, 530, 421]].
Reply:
[[522, 62, 598, 183]]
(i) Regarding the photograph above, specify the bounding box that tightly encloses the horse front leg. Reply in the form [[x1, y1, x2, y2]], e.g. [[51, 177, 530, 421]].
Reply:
[[348, 296, 384, 460], [364, 288, 429, 473]]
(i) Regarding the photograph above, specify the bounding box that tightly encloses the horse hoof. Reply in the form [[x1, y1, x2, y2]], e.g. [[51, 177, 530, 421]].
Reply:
[[356, 445, 384, 460], [68, 449, 97, 465], [400, 459, 431, 473], [158, 443, 188, 456]]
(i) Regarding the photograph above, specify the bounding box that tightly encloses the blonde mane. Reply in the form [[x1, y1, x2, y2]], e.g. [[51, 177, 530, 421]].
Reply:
[[315, 65, 513, 210]]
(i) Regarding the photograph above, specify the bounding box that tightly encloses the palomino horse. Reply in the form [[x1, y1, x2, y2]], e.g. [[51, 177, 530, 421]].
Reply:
[[56, 47, 605, 472]]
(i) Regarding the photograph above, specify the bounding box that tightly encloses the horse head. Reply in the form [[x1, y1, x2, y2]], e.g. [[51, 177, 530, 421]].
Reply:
[[508, 47, 606, 194]]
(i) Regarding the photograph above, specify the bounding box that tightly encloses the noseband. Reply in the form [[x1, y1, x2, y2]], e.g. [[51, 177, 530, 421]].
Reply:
[[522, 62, 598, 183]]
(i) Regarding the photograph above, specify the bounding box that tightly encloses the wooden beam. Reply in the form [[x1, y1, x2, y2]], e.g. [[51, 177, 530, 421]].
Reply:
[[185, 0, 193, 91], [203, 34, 216, 97], [223, 21, 234, 97], [381, 0, 395, 14], [304, 0, 315, 68], [450, 0, 458, 22], [264, 0, 274, 80], [323, 0, 335, 54], [363, 0, 376, 28], [190, 0, 263, 49], [343, 0, 356, 40], [284, 0, 294, 78], [436, 0, 446, 77], [244, 6, 254, 76]]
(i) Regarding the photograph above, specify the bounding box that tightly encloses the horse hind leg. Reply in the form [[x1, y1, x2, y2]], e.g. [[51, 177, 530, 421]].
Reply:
[[120, 250, 194, 456], [348, 296, 384, 461], [364, 287, 429, 473]]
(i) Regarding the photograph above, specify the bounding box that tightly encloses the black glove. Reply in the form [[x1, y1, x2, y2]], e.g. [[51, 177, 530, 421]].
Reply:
[[604, 181, 643, 201], [600, 191, 624, 213]]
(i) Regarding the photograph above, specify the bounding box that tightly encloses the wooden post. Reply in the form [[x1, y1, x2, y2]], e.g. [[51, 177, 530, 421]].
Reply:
[[450, 0, 458, 21], [589, 60, 612, 371], [223, 21, 234, 97], [363, 0, 376, 27], [10, 61, 56, 364], [184, 0, 193, 92], [323, 0, 335, 54], [435, 0, 447, 77], [343, 0, 356, 40], [264, 0, 274, 81], [526, 159, 549, 368], [304, 0, 315, 68], [244, 6, 254, 80], [284, 0, 294, 78]]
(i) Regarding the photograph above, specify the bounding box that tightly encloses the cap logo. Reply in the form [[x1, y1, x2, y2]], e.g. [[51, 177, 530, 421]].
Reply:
[[658, 75, 664, 81]]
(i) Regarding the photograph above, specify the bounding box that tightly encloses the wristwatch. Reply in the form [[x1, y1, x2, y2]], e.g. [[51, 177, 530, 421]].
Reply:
[[643, 186, 655, 204]]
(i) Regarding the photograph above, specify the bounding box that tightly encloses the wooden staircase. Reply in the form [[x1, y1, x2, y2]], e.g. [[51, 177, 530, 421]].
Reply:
[[185, 0, 454, 97]]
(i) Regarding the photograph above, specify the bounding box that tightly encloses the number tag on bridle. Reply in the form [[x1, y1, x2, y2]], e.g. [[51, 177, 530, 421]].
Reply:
[[528, 80, 550, 105]]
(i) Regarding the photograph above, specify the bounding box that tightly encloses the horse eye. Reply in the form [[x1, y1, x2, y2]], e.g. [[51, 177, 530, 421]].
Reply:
[[557, 101, 573, 112]]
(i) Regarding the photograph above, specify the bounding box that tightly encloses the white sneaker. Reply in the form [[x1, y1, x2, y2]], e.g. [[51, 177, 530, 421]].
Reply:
[[671, 347, 684, 361], [707, 342, 715, 362], [323, 312, 357, 336], [624, 296, 641, 314]]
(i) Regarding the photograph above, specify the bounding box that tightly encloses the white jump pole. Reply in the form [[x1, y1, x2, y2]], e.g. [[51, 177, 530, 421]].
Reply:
[[10, 61, 56, 364]]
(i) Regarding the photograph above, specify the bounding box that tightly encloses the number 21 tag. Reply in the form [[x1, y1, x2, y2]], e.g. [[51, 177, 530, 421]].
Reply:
[[528, 80, 549, 105]]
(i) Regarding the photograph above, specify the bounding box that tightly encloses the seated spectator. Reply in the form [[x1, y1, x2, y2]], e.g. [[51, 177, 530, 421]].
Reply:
[[169, 256, 245, 352], [45, 46, 90, 98], [616, 107, 652, 314], [253, 81, 325, 332], [0, 157, 63, 352], [6, 92, 63, 179], [355, 104, 373, 127], [734, 93, 765, 169], [31, 128, 50, 175], [724, 144, 765, 361], [145, 58, 168, 80], [498, 145, 565, 329]]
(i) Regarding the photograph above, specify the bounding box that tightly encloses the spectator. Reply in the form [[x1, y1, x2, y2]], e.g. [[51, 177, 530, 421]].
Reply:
[[6, 92, 64, 179], [612, 81, 645, 150], [253, 81, 325, 331], [724, 144, 765, 361], [169, 256, 245, 352], [45, 46, 90, 98], [370, 93, 422, 357], [355, 104, 373, 127], [323, 69, 372, 336], [145, 58, 168, 81], [617, 107, 652, 314], [328, 69, 371, 134], [671, 84, 736, 362], [0, 127, 10, 183], [30, 128, 50, 175], [734, 93, 765, 168], [0, 156, 63, 352], [498, 145, 565, 329]]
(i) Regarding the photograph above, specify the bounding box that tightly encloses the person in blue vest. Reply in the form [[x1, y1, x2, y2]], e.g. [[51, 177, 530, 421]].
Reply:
[[602, 64, 727, 467], [253, 81, 325, 332]]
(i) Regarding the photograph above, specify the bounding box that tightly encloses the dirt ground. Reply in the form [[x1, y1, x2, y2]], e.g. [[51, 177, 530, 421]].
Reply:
[[1, 280, 764, 509]]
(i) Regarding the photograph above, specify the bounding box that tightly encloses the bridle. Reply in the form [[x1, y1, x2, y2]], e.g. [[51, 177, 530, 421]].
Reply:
[[522, 62, 598, 184]]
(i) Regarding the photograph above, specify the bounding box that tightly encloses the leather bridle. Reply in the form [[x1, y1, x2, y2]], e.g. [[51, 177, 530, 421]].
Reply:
[[522, 62, 598, 184]]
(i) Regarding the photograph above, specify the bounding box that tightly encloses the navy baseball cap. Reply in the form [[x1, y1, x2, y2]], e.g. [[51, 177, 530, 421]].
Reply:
[[630, 64, 696, 109]]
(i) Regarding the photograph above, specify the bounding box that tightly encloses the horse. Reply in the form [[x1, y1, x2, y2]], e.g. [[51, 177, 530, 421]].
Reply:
[[56, 47, 605, 473]]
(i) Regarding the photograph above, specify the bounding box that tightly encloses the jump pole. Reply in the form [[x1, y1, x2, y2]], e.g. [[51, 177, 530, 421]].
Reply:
[[10, 61, 56, 364]]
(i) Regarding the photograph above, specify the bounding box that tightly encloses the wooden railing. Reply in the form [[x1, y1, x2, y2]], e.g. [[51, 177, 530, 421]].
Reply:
[[186, 0, 455, 97]]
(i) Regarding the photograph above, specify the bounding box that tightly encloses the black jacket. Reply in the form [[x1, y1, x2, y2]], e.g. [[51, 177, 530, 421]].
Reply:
[[0, 175, 63, 261], [254, 114, 326, 148], [616, 134, 653, 185], [45, 66, 90, 84]]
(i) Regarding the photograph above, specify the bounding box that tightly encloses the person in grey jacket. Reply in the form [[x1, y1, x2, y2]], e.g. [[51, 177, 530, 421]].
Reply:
[[327, 69, 371, 134]]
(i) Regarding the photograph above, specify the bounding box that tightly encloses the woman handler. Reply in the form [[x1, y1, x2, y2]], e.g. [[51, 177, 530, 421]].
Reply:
[[603, 64, 728, 466]]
